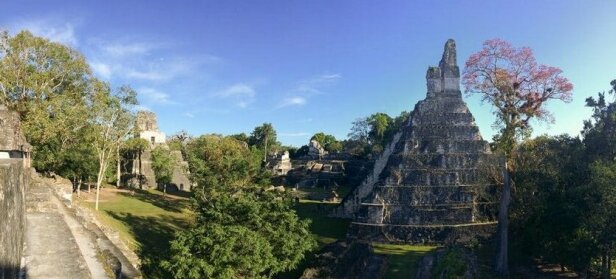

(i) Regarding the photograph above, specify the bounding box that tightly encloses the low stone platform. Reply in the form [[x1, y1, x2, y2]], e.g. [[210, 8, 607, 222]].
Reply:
[[348, 222, 497, 244]]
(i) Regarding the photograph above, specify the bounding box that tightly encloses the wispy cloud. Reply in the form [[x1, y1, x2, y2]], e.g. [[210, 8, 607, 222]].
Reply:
[[100, 41, 161, 57], [278, 96, 307, 108], [183, 112, 195, 118], [8, 18, 79, 46], [277, 73, 341, 109], [133, 104, 151, 112], [215, 83, 257, 108], [296, 73, 342, 95], [138, 87, 175, 105], [90, 62, 111, 79], [279, 132, 309, 137]]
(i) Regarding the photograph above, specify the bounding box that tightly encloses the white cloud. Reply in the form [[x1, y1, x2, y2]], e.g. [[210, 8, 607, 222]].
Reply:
[[216, 83, 256, 98], [138, 87, 174, 105], [215, 83, 257, 108], [184, 112, 195, 118], [127, 69, 167, 81], [9, 18, 78, 46], [90, 62, 111, 79], [296, 73, 342, 95], [133, 105, 151, 112], [276, 73, 341, 109], [278, 96, 306, 108], [279, 132, 309, 137], [101, 42, 158, 57]]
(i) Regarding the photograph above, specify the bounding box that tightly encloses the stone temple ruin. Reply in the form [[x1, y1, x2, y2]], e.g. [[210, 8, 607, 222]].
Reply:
[[128, 111, 192, 191], [333, 39, 498, 243]]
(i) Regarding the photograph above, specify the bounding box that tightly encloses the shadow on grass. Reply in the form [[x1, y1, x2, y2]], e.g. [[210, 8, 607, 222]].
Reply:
[[116, 189, 190, 213], [106, 211, 190, 278]]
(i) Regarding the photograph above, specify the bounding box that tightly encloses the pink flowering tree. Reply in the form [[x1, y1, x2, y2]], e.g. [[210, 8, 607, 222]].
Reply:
[[462, 39, 573, 277]]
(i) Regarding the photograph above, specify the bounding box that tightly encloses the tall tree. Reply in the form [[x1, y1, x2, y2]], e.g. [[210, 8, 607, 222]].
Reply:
[[0, 30, 94, 173], [462, 38, 573, 276], [90, 82, 137, 210], [249, 123, 278, 162]]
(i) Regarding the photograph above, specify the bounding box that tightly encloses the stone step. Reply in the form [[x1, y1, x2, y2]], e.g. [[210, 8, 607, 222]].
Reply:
[[23, 212, 91, 279], [25, 186, 56, 213]]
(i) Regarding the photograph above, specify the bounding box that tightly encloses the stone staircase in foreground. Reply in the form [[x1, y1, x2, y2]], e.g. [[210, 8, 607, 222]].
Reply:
[[22, 174, 141, 279]]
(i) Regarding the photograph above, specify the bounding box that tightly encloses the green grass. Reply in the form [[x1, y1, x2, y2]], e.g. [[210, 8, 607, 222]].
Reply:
[[372, 243, 438, 279], [79, 188, 192, 278], [294, 199, 350, 247]]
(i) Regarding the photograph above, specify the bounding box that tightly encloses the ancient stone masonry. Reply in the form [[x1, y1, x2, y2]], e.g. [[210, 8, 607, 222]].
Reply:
[[338, 40, 498, 243], [0, 105, 30, 278], [129, 111, 192, 191]]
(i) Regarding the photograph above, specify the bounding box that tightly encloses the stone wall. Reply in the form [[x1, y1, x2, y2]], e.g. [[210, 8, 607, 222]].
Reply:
[[0, 159, 28, 278]]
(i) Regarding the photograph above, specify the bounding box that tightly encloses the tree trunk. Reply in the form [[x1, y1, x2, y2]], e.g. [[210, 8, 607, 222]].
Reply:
[[138, 150, 143, 189], [495, 160, 511, 278], [116, 145, 121, 188], [608, 254, 612, 279], [95, 161, 107, 211], [264, 136, 268, 162], [77, 178, 82, 197]]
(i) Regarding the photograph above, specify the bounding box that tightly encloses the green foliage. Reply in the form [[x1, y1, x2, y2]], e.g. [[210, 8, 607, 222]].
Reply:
[[151, 146, 174, 186], [431, 248, 467, 279], [249, 123, 279, 160], [165, 133, 315, 278], [0, 30, 95, 173], [228, 132, 249, 143], [346, 111, 409, 156], [311, 132, 342, 153], [164, 192, 316, 279], [184, 135, 263, 194]]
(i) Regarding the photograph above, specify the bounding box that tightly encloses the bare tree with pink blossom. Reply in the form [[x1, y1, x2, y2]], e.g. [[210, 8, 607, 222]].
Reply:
[[463, 39, 574, 277]]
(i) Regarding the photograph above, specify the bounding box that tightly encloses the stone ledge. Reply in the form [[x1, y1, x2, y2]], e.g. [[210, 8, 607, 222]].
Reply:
[[348, 222, 497, 244]]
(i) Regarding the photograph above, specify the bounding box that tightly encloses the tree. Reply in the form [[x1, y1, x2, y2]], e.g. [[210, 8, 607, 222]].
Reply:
[[91, 82, 137, 210], [249, 123, 278, 162], [151, 146, 174, 192], [310, 132, 342, 153], [367, 112, 392, 143], [581, 79, 616, 278], [462, 38, 573, 276], [0, 30, 94, 173], [164, 134, 315, 278]]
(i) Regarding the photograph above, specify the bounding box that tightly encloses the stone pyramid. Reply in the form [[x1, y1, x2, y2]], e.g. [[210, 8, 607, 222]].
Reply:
[[335, 39, 497, 243]]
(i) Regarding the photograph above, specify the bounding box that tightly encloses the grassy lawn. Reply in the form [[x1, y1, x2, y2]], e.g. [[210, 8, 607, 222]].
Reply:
[[372, 243, 437, 279], [78, 187, 193, 278]]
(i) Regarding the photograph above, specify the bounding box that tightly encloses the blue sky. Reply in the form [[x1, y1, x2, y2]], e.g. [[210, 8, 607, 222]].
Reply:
[[1, 1, 615, 146]]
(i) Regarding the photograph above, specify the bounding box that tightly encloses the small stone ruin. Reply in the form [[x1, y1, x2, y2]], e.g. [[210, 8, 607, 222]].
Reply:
[[128, 111, 192, 191]]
